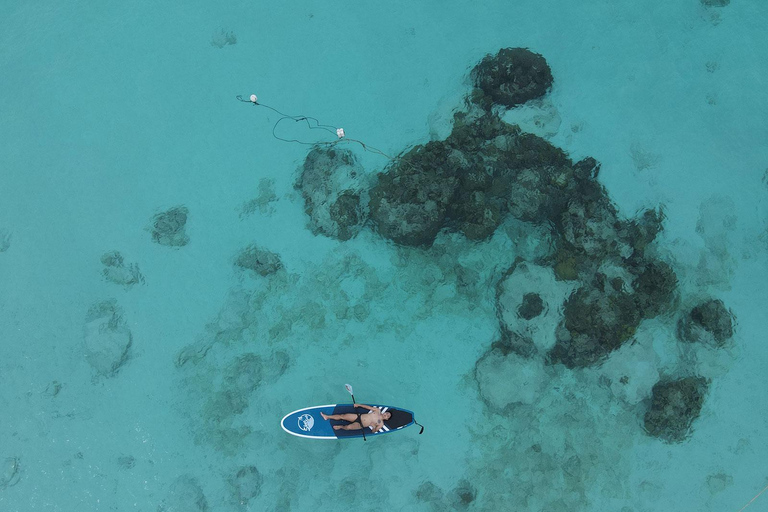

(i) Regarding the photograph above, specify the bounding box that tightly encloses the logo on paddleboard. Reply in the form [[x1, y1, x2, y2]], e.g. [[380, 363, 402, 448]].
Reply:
[[298, 414, 314, 432]]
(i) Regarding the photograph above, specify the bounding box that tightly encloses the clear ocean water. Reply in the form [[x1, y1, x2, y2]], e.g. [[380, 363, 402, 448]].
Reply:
[[1, 0, 767, 510]]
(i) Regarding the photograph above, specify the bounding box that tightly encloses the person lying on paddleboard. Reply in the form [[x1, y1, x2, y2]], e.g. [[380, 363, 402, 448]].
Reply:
[[321, 404, 392, 433]]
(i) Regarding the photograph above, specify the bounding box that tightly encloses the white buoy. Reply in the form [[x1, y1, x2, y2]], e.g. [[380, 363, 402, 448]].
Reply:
[[249, 94, 258, 103], [336, 128, 345, 139]]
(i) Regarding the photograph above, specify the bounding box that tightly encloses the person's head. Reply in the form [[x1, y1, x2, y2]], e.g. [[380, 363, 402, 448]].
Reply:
[[383, 410, 392, 421]]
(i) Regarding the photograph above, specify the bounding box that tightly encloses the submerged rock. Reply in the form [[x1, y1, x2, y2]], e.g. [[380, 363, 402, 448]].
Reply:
[[678, 299, 735, 346], [644, 377, 709, 443], [470, 48, 553, 110], [151, 206, 190, 247], [83, 299, 132, 377]]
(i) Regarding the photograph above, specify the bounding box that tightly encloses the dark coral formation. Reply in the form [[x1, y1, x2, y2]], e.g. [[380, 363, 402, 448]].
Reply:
[[518, 293, 544, 320], [548, 282, 642, 367], [470, 48, 553, 110], [234, 245, 282, 276], [330, 190, 364, 241], [644, 377, 709, 443], [631, 260, 677, 318], [151, 206, 190, 247], [369, 141, 461, 246], [369, 113, 573, 247], [543, 203, 676, 367], [678, 299, 735, 346], [297, 147, 367, 241]]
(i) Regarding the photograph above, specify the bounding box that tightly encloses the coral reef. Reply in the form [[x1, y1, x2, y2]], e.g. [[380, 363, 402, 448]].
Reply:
[[369, 112, 574, 247], [518, 292, 544, 320], [470, 47, 554, 110], [548, 281, 642, 367], [631, 260, 677, 318], [678, 298, 735, 346], [369, 141, 461, 246], [644, 377, 710, 443], [150, 206, 190, 247], [297, 147, 369, 241]]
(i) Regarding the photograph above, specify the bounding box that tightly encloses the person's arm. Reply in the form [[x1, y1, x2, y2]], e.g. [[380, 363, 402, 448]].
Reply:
[[353, 404, 374, 411]]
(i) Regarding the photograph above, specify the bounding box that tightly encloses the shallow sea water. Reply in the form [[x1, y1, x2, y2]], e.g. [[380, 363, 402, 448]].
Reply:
[[1, 0, 767, 511]]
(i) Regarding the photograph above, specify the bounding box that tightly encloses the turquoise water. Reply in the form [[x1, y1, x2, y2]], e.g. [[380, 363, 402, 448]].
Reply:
[[1, 0, 767, 510]]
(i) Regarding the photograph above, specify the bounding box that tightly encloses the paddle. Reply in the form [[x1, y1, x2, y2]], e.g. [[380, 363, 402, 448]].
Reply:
[[345, 384, 366, 441]]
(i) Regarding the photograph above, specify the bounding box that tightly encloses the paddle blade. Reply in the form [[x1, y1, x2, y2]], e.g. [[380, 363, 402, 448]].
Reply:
[[344, 384, 354, 396]]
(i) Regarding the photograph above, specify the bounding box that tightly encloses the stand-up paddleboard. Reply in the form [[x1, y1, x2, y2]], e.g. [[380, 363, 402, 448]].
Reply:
[[281, 403, 417, 439]]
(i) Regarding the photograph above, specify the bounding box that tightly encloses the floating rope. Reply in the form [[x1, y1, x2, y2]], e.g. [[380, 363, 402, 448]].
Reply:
[[236, 94, 395, 160]]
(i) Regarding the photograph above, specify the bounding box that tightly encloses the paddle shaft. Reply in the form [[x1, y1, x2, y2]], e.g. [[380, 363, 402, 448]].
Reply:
[[346, 386, 366, 441]]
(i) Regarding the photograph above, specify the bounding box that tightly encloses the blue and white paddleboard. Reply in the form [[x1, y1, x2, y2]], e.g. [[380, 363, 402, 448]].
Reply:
[[281, 404, 417, 439]]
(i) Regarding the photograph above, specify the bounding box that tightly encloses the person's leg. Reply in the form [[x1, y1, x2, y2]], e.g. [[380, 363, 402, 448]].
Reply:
[[321, 412, 357, 422], [333, 421, 362, 431]]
